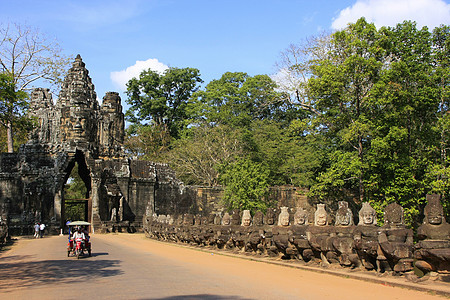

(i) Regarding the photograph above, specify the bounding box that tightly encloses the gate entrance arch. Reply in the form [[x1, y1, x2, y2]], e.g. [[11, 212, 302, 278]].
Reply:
[[61, 150, 92, 227], [0, 55, 159, 235]]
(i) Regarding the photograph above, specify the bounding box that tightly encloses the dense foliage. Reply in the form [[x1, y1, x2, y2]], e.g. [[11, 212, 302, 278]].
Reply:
[[125, 18, 450, 225]]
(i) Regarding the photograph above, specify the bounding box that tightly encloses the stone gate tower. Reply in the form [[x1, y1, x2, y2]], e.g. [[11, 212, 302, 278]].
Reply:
[[0, 55, 160, 234]]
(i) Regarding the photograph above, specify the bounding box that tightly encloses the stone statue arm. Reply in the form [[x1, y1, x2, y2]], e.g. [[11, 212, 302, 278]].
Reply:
[[306, 230, 320, 249], [353, 228, 362, 249], [378, 230, 394, 254], [416, 226, 427, 241]]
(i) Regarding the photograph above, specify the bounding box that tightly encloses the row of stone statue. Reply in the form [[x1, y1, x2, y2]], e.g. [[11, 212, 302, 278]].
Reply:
[[144, 195, 449, 281]]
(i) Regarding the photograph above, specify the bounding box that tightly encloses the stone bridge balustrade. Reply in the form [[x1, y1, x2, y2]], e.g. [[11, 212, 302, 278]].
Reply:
[[143, 198, 449, 282]]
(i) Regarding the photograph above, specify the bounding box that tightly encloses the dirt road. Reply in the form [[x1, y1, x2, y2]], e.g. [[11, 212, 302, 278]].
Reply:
[[0, 234, 447, 300]]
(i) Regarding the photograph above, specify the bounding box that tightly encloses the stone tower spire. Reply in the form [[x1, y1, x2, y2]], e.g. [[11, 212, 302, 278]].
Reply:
[[55, 54, 99, 148]]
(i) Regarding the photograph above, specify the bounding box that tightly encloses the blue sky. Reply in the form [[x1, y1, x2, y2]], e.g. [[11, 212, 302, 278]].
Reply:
[[1, 0, 450, 106]]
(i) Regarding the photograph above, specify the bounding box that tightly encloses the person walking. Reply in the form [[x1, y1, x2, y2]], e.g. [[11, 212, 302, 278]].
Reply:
[[39, 223, 45, 238], [34, 223, 40, 238]]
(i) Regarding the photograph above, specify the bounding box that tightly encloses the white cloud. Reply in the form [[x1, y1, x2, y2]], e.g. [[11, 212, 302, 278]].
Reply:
[[332, 0, 450, 30], [110, 58, 169, 91]]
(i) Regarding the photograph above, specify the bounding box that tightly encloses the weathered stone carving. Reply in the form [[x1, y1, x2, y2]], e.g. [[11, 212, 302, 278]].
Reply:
[[331, 201, 359, 267], [415, 194, 450, 279], [293, 207, 309, 226], [354, 202, 379, 270], [241, 210, 252, 226], [378, 203, 414, 274], [252, 211, 264, 226], [307, 204, 336, 266], [277, 207, 290, 227]]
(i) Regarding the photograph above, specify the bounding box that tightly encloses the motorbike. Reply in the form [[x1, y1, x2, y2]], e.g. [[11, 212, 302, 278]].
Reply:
[[66, 221, 92, 259]]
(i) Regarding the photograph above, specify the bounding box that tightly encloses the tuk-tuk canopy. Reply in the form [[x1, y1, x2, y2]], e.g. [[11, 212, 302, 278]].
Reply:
[[67, 221, 91, 226]]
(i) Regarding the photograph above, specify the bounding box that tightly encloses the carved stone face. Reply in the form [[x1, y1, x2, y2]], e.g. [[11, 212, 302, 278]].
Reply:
[[265, 208, 276, 225], [428, 207, 444, 225], [280, 214, 289, 226], [337, 214, 351, 226], [222, 213, 231, 226], [294, 208, 308, 225], [278, 207, 290, 226], [362, 212, 374, 225], [358, 202, 377, 226], [316, 213, 327, 226], [335, 201, 353, 226], [242, 210, 251, 226], [314, 204, 328, 226]]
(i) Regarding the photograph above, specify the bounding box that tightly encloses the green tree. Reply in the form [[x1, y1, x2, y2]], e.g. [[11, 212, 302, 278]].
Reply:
[[0, 73, 31, 152], [219, 158, 272, 213], [249, 119, 324, 187], [125, 67, 203, 139], [64, 164, 87, 200], [308, 18, 386, 203], [366, 21, 445, 225], [192, 72, 292, 128]]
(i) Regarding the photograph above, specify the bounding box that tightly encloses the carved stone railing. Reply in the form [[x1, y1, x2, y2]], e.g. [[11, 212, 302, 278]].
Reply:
[[143, 195, 449, 282]]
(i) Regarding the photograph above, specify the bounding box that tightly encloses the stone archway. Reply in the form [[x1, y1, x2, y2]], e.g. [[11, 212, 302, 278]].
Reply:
[[61, 150, 92, 227]]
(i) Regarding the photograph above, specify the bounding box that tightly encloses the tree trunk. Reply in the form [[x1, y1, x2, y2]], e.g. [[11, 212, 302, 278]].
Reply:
[[7, 121, 14, 153]]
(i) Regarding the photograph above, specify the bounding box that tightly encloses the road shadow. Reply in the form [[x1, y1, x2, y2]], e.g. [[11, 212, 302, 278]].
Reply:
[[147, 296, 252, 300], [90, 252, 109, 257], [0, 258, 123, 291]]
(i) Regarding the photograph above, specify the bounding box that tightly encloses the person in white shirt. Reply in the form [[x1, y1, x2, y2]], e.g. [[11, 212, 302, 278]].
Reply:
[[72, 227, 85, 242], [39, 223, 45, 238]]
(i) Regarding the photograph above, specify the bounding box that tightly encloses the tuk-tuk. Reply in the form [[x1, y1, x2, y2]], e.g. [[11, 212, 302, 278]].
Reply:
[[67, 221, 92, 258]]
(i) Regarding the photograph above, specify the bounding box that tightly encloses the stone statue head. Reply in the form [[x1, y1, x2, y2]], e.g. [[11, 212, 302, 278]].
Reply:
[[294, 207, 309, 225], [314, 204, 328, 226], [424, 194, 446, 225], [241, 210, 252, 226], [358, 202, 377, 226], [277, 207, 290, 226], [335, 201, 353, 226], [264, 208, 276, 225], [222, 212, 231, 226], [194, 214, 202, 225], [207, 213, 216, 225], [252, 211, 264, 226], [231, 209, 241, 225], [183, 213, 194, 226], [167, 215, 174, 225], [157, 214, 167, 223], [176, 214, 184, 225], [383, 202, 404, 227], [214, 213, 222, 225]]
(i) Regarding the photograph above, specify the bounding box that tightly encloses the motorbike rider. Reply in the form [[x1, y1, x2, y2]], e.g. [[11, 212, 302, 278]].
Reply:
[[72, 226, 86, 248]]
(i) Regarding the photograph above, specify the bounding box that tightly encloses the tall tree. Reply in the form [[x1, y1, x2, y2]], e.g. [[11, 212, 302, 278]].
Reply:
[[0, 22, 71, 152], [192, 72, 292, 128], [219, 157, 272, 213], [165, 124, 245, 186], [0, 73, 30, 152], [366, 21, 442, 224], [308, 18, 386, 203], [125, 67, 202, 139]]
